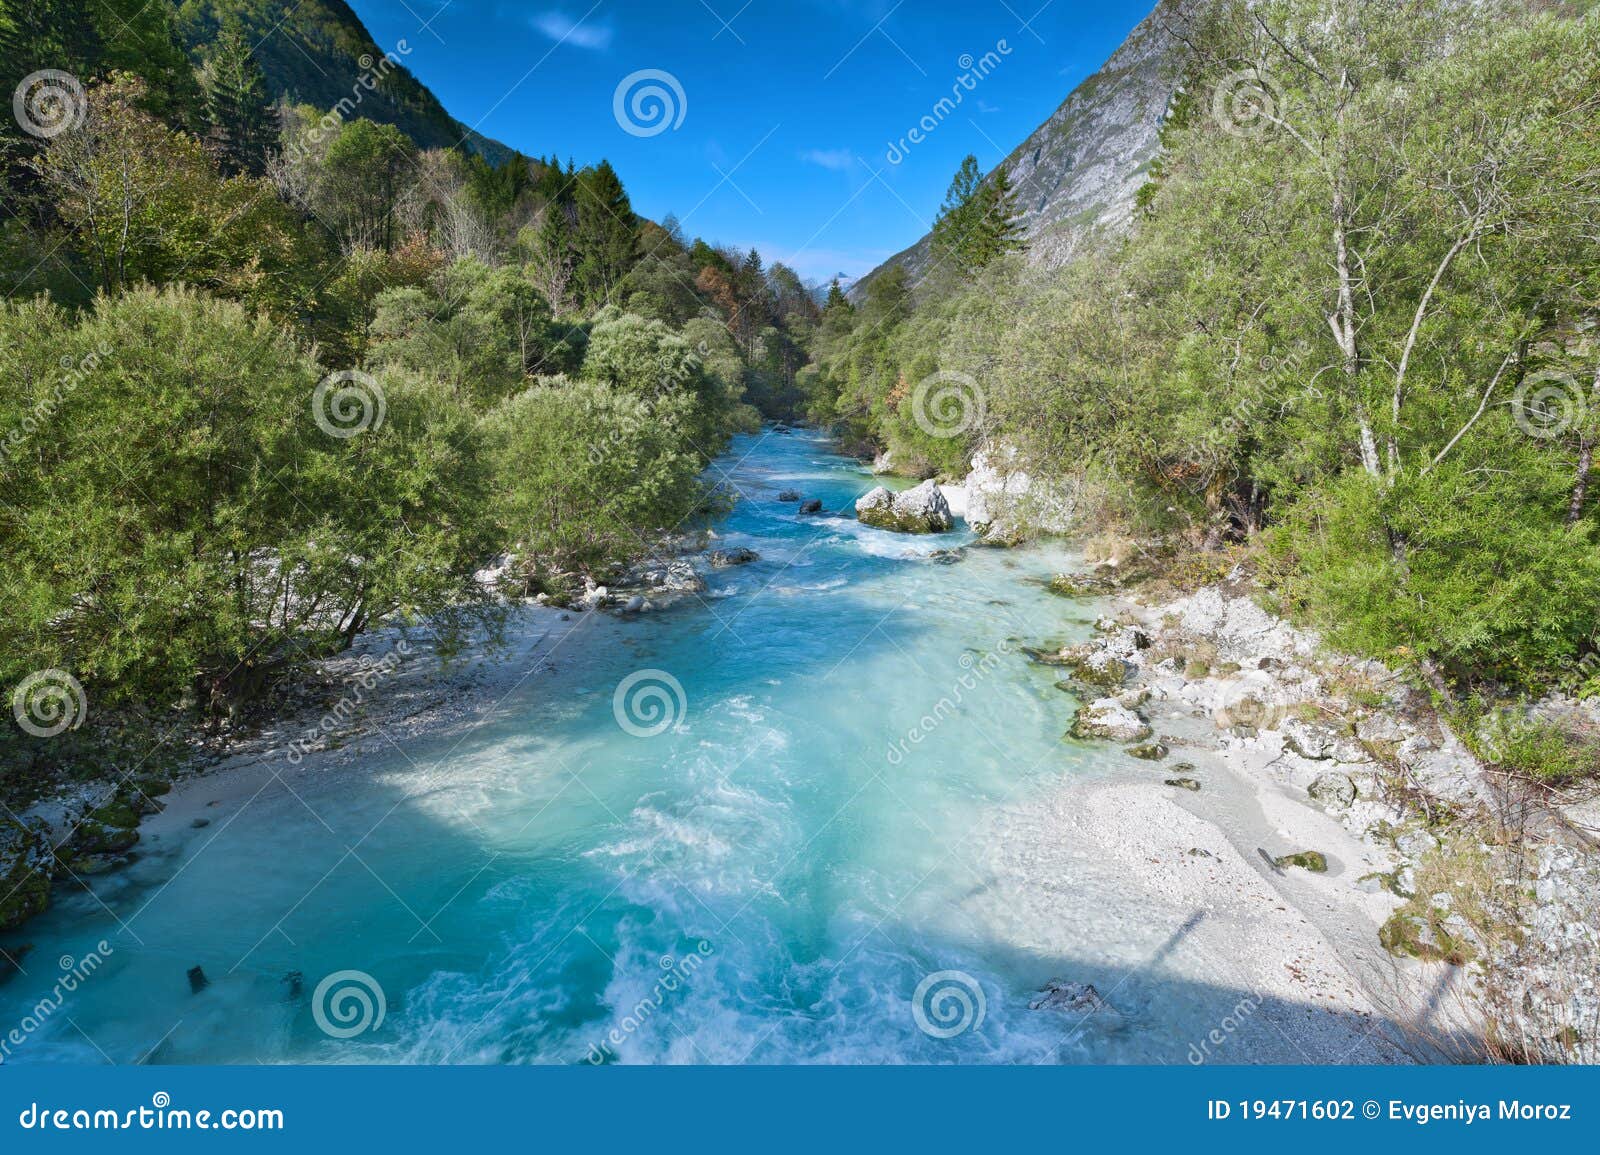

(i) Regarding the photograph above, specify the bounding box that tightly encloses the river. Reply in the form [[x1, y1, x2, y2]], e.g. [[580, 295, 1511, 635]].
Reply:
[[2, 427, 1382, 1064]]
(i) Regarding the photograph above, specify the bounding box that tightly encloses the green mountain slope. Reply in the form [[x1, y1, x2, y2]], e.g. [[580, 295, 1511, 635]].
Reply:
[[173, 0, 515, 163]]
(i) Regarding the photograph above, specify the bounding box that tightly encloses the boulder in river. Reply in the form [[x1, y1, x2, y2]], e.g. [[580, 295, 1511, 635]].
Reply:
[[1029, 979, 1110, 1014], [776, 490, 801, 502], [708, 547, 759, 568], [798, 499, 823, 514], [855, 480, 954, 534]]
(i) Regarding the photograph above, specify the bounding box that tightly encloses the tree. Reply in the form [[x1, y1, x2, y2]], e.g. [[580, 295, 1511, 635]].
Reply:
[[0, 287, 495, 713], [571, 160, 638, 307], [31, 73, 311, 316], [199, 27, 276, 175], [930, 154, 1024, 275]]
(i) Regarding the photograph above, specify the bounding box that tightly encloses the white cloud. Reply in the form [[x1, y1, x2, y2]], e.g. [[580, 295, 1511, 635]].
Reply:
[[800, 148, 855, 172], [531, 11, 614, 51]]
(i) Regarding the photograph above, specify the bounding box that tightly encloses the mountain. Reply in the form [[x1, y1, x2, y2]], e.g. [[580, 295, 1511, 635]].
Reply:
[[173, 0, 516, 164], [855, 0, 1190, 296]]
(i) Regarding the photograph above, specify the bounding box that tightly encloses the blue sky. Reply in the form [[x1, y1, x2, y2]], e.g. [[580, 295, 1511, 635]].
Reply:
[[350, 1, 1155, 283]]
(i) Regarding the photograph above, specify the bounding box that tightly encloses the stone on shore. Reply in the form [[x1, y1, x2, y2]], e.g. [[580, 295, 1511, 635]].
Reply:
[[1069, 699, 1152, 742]]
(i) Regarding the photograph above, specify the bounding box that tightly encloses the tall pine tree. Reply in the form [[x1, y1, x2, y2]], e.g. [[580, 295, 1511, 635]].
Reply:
[[200, 28, 276, 176]]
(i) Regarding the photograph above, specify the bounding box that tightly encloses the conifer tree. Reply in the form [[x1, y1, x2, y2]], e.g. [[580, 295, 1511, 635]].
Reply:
[[200, 28, 276, 176]]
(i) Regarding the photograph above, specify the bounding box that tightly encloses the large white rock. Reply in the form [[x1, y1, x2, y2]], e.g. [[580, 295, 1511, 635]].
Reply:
[[855, 480, 954, 533], [962, 443, 1078, 541]]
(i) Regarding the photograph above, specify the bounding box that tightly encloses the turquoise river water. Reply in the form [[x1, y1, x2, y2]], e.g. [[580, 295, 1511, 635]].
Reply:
[[1, 428, 1325, 1064]]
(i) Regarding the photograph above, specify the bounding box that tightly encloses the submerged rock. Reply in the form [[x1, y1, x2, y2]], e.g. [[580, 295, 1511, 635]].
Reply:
[[1046, 572, 1118, 599], [1, 816, 53, 931], [776, 490, 801, 502], [855, 481, 954, 534], [1028, 979, 1109, 1014], [1127, 741, 1169, 761], [708, 547, 759, 568], [1165, 777, 1202, 792]]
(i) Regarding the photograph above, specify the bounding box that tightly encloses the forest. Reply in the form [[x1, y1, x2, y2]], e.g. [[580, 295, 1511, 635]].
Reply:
[[3, 0, 1598, 790]]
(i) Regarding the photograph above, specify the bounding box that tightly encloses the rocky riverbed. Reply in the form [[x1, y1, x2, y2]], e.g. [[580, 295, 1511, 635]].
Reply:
[[1035, 566, 1600, 1063]]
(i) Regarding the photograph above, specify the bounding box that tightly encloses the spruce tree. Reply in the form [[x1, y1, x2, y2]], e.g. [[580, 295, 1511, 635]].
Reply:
[[571, 160, 638, 307], [200, 28, 276, 176]]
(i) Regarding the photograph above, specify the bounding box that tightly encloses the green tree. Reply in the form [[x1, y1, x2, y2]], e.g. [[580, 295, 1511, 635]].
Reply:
[[571, 160, 638, 307], [199, 26, 277, 175]]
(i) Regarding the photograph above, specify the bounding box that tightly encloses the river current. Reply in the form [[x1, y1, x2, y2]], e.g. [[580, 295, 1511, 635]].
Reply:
[[3, 428, 1275, 1064]]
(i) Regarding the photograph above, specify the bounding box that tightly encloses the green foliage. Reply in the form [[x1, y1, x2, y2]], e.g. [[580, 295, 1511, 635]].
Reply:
[[198, 25, 276, 175], [29, 73, 315, 318], [930, 154, 1025, 276], [0, 287, 495, 712], [483, 380, 707, 576]]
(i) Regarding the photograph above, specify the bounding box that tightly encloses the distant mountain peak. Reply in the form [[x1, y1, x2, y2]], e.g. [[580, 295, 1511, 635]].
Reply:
[[855, 0, 1190, 296]]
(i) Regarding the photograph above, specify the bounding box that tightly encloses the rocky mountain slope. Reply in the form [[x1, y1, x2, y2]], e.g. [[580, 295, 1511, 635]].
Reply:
[[175, 0, 515, 162], [857, 0, 1189, 295]]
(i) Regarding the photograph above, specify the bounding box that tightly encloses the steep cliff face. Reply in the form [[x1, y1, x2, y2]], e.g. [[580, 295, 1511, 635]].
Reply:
[[857, 0, 1190, 294]]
